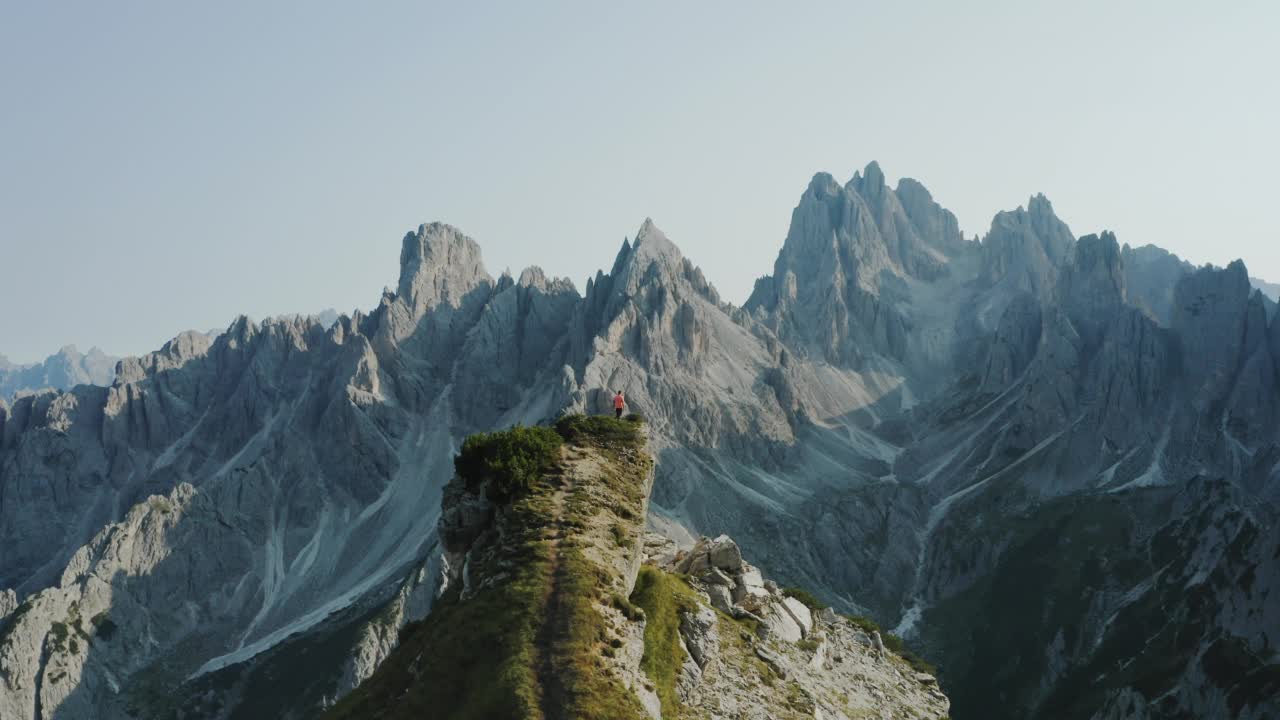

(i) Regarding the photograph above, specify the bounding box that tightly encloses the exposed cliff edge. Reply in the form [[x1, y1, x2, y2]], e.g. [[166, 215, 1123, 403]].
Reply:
[[327, 417, 949, 720]]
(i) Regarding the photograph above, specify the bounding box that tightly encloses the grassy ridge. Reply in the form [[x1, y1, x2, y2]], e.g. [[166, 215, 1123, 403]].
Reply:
[[325, 415, 649, 720]]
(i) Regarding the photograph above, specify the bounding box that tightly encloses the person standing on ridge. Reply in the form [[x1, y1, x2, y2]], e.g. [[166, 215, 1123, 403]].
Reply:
[[613, 390, 626, 419]]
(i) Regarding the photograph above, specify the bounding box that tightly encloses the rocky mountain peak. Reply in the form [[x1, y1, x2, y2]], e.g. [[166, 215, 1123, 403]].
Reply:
[[1027, 192, 1054, 219], [979, 194, 1075, 296], [630, 217, 683, 266], [807, 170, 841, 196], [1, 343, 120, 400], [1172, 259, 1260, 406], [1068, 231, 1125, 295], [396, 222, 492, 318], [1058, 231, 1127, 346], [848, 159, 888, 199], [896, 177, 966, 251], [601, 219, 702, 302], [516, 265, 547, 289], [1120, 244, 1194, 325]]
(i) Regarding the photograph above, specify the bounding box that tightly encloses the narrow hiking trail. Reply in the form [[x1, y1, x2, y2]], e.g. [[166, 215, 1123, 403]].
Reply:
[[534, 449, 577, 720]]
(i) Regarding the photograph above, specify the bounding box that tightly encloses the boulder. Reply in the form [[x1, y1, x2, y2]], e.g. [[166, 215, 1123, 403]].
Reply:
[[732, 565, 770, 606], [707, 584, 733, 614], [707, 535, 743, 571], [870, 631, 886, 658], [780, 597, 813, 637], [762, 602, 804, 643], [703, 567, 735, 587], [679, 606, 719, 668], [677, 641, 703, 700]]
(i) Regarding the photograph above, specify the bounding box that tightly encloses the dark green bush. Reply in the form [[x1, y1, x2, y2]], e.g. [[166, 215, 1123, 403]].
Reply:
[[454, 425, 563, 502], [624, 412, 644, 424]]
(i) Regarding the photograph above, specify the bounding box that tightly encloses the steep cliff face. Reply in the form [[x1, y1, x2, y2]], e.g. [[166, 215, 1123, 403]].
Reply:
[[1, 164, 1277, 719]]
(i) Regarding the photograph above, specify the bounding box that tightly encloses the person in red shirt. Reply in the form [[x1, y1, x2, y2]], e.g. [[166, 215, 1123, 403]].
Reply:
[[613, 390, 626, 419]]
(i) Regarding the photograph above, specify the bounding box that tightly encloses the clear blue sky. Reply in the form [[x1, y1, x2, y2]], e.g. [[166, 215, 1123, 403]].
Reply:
[[2, 1, 1277, 363]]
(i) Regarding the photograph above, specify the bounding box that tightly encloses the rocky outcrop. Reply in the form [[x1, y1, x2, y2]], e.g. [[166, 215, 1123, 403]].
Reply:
[[978, 194, 1075, 300], [1122, 244, 1194, 325], [646, 532, 950, 719]]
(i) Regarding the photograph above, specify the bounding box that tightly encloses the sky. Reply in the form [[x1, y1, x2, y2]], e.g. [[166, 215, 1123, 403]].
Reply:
[[2, 1, 1278, 363]]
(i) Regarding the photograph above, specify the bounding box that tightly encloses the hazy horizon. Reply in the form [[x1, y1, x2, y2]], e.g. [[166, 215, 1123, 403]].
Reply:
[[3, 2, 1278, 363]]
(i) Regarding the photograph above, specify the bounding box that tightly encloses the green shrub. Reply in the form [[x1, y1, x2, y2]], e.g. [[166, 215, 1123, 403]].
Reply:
[[781, 587, 828, 611], [454, 425, 563, 502], [611, 522, 633, 548], [554, 414, 643, 449], [842, 613, 881, 635], [624, 413, 644, 424], [883, 632, 937, 675]]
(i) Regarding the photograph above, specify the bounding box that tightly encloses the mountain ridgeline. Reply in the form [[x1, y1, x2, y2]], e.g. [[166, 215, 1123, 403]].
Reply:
[[0, 346, 117, 401], [1, 162, 1277, 719]]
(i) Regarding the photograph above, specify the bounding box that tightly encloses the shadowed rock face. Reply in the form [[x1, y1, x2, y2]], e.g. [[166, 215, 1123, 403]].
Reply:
[[2, 167, 1278, 720]]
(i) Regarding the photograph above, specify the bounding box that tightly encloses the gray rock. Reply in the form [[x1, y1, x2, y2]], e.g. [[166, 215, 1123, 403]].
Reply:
[[706, 535, 743, 572], [870, 631, 886, 658], [780, 596, 814, 637], [679, 606, 719, 669], [702, 567, 735, 587], [763, 602, 804, 644], [706, 584, 733, 614]]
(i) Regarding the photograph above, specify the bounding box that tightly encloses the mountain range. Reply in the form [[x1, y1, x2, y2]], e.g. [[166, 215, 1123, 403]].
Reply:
[[0, 347, 118, 401], [1, 162, 1277, 719]]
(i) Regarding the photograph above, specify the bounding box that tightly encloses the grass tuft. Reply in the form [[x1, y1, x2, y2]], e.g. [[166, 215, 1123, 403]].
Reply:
[[630, 566, 699, 718]]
